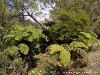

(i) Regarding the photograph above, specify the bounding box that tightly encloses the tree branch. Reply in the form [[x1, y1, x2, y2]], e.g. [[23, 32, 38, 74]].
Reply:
[[24, 8, 47, 29]]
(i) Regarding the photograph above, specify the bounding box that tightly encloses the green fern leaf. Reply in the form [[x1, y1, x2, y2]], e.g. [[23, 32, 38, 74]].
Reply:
[[46, 44, 65, 54], [75, 48, 88, 62], [4, 34, 15, 38], [70, 41, 88, 49], [28, 70, 45, 75], [15, 35, 22, 41], [80, 32, 91, 39], [60, 50, 70, 67], [74, 42, 88, 49], [87, 36, 98, 46], [18, 43, 29, 55], [78, 35, 87, 43], [46, 44, 71, 67], [13, 24, 24, 31], [27, 36, 33, 42], [78, 33, 98, 47], [4, 46, 18, 56], [22, 32, 29, 37], [90, 32, 98, 38], [25, 25, 35, 32]]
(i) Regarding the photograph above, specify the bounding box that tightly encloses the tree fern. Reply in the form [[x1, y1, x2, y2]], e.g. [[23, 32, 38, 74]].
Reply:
[[46, 44, 71, 67], [4, 24, 47, 58], [61, 41, 89, 62]]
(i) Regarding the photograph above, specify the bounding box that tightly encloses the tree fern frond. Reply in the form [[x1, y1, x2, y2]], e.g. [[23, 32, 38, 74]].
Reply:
[[80, 32, 92, 39], [4, 46, 18, 56], [46, 44, 71, 67], [60, 50, 70, 67], [75, 48, 88, 62], [4, 34, 15, 38], [46, 44, 65, 54], [69, 41, 88, 50], [18, 43, 29, 55]]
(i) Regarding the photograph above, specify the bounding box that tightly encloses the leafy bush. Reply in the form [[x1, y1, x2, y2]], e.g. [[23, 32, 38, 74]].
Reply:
[[4, 24, 46, 55], [2, 24, 47, 74]]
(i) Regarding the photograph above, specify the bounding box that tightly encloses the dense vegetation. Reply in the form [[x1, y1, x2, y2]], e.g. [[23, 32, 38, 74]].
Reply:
[[0, 0, 100, 75]]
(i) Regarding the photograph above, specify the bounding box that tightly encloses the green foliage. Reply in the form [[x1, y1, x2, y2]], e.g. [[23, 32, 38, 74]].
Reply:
[[2, 24, 47, 74], [46, 44, 65, 54], [50, 11, 99, 65], [0, 0, 100, 74], [4, 24, 46, 55], [4, 24, 46, 42], [50, 22, 78, 41], [59, 50, 70, 67], [74, 48, 88, 62], [4, 44, 29, 56], [68, 41, 88, 51], [50, 8, 92, 42], [4, 46, 18, 56], [46, 44, 71, 67], [59, 31, 99, 63], [28, 70, 46, 75], [50, 2, 99, 44], [80, 32, 92, 39], [62, 41, 89, 62], [93, 20, 100, 38], [78, 32, 99, 47], [60, 8, 90, 25], [67, 32, 98, 62], [18, 43, 29, 55]]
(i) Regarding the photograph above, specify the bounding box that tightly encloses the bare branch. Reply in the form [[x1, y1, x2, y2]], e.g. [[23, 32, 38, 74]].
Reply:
[[24, 8, 47, 29]]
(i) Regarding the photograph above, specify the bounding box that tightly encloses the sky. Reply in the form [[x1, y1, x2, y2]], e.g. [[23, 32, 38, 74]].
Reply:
[[24, 0, 56, 23]]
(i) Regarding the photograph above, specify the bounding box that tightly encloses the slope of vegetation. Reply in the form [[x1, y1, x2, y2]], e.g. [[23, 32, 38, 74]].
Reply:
[[0, 0, 100, 75]]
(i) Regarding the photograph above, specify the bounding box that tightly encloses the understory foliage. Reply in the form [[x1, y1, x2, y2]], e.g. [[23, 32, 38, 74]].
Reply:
[[1, 24, 47, 74], [4, 24, 46, 58], [28, 31, 99, 75], [0, 0, 100, 75], [30, 3, 99, 74], [1, 9, 100, 75]]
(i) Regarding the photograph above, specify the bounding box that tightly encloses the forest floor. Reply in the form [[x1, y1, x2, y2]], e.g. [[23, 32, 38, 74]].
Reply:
[[87, 49, 100, 75], [83, 44, 100, 75], [75, 45, 100, 75]]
